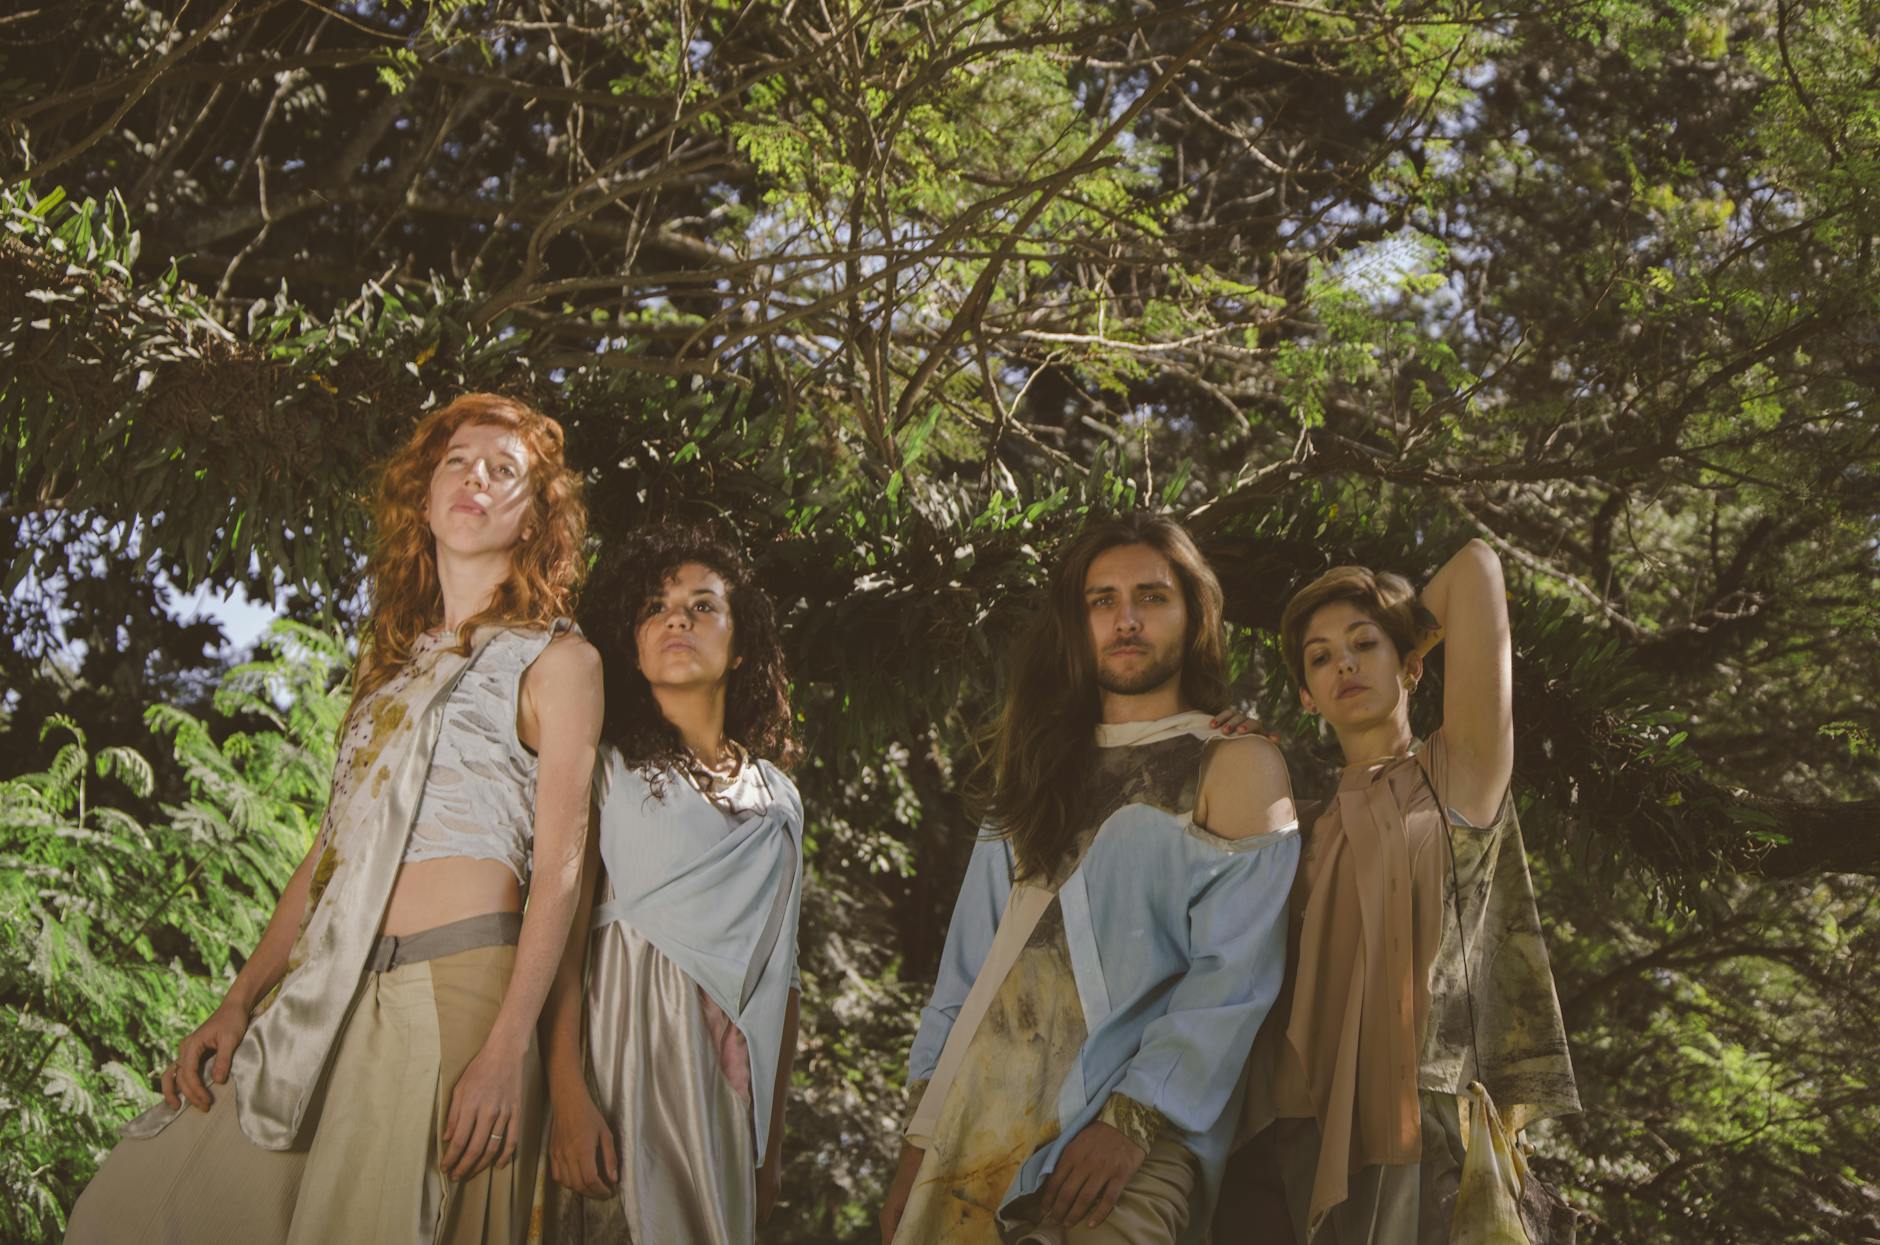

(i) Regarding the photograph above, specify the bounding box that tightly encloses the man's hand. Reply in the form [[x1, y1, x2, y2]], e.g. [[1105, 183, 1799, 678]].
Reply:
[[877, 1141, 925, 1244], [1040, 1120, 1146, 1228]]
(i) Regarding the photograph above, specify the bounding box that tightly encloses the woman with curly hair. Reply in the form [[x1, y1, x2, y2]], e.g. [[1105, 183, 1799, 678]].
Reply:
[[67, 393, 603, 1245], [532, 525, 804, 1245]]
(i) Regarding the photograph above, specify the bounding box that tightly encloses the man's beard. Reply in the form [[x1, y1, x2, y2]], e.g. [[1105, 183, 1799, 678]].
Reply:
[[1095, 643, 1184, 696]]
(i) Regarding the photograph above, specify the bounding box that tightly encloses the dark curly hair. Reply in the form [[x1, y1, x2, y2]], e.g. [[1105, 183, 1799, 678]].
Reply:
[[580, 524, 799, 775]]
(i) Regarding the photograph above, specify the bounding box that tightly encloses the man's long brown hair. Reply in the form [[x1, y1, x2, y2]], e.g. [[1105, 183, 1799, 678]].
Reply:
[[970, 513, 1230, 880]]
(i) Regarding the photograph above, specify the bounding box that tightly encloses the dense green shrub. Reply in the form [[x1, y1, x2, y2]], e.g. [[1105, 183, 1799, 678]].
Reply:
[[0, 624, 344, 1241]]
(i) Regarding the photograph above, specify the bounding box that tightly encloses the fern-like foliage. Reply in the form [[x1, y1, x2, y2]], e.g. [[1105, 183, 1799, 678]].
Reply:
[[0, 622, 346, 1242]]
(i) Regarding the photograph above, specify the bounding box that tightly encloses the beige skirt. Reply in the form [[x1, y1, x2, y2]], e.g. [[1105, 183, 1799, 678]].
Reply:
[[64, 1072, 308, 1245], [66, 918, 541, 1245], [532, 915, 756, 1245]]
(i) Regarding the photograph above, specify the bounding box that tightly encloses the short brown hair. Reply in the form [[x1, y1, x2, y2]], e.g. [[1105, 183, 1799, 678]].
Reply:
[[1278, 565, 1422, 686]]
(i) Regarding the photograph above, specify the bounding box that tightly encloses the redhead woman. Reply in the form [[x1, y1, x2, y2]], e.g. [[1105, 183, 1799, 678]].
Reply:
[[67, 393, 603, 1245], [1221, 541, 1579, 1245], [532, 525, 804, 1245]]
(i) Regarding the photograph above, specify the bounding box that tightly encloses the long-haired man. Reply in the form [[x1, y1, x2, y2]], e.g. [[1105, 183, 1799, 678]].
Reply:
[[879, 512, 1300, 1245]]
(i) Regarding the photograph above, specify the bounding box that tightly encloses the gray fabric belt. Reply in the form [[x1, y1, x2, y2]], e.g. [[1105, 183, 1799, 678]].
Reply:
[[366, 911, 522, 974]]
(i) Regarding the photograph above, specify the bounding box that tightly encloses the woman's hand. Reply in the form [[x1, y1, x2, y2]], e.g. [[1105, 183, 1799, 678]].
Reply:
[[546, 1083, 619, 1198], [878, 1141, 925, 1244], [162, 1000, 249, 1111], [441, 1035, 528, 1180], [1210, 703, 1276, 739]]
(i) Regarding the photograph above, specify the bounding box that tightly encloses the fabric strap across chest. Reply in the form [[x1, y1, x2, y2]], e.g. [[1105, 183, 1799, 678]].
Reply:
[[125, 626, 520, 1149], [591, 837, 796, 1014]]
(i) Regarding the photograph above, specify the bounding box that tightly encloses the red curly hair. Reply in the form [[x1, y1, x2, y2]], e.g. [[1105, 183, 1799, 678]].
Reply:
[[351, 393, 587, 707]]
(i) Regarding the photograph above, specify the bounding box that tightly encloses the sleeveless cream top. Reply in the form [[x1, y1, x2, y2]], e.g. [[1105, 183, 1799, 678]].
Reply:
[[400, 621, 570, 885]]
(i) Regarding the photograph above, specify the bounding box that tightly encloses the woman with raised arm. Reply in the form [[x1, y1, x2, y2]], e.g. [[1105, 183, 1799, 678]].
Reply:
[[67, 393, 603, 1245], [1221, 540, 1579, 1245], [533, 525, 804, 1245]]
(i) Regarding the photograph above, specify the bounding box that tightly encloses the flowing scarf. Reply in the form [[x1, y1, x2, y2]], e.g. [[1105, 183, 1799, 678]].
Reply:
[[1246, 733, 1578, 1234]]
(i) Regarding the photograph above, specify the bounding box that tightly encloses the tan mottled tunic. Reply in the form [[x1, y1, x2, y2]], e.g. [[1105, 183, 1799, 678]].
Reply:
[[1234, 732, 1578, 1244], [896, 724, 1215, 1245], [897, 896, 1091, 1240]]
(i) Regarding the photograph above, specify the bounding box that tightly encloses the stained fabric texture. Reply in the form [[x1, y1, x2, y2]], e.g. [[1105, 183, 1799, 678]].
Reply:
[[896, 896, 1090, 1242], [533, 753, 801, 1244], [1235, 731, 1577, 1241], [120, 623, 567, 1153], [902, 713, 1299, 1245]]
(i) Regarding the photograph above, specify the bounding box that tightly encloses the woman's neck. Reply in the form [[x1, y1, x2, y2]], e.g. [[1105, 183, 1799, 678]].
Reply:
[[654, 683, 732, 765], [435, 547, 510, 631], [1335, 716, 1415, 768]]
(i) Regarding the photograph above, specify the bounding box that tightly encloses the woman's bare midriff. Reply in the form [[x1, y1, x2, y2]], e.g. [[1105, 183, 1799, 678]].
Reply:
[[380, 856, 523, 937]]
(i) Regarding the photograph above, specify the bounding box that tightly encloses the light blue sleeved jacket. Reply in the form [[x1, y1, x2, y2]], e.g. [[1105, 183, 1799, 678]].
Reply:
[[908, 806, 1298, 1241]]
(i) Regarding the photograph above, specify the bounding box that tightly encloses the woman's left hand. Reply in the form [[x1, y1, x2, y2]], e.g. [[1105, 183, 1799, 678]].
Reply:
[[757, 1161, 781, 1225], [1210, 703, 1274, 738], [441, 1035, 527, 1180]]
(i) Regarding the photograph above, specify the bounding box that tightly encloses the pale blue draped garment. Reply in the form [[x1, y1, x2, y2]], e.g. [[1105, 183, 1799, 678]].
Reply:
[[588, 749, 804, 1167], [909, 801, 1299, 1240]]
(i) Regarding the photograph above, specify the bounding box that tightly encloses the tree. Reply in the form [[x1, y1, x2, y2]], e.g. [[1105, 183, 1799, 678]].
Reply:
[[0, 625, 345, 1241], [1, 1, 1875, 1239]]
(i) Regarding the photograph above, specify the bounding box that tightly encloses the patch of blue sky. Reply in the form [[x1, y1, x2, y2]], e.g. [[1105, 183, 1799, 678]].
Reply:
[[14, 516, 294, 678], [1326, 229, 1445, 306], [171, 576, 281, 656]]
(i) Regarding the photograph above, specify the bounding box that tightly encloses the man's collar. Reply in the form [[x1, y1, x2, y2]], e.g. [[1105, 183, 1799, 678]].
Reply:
[[1094, 709, 1220, 749]]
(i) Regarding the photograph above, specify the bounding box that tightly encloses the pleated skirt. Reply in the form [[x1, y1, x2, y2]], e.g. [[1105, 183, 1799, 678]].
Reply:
[[532, 916, 756, 1245], [66, 940, 543, 1245]]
